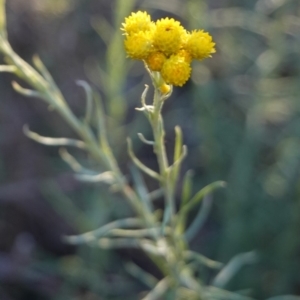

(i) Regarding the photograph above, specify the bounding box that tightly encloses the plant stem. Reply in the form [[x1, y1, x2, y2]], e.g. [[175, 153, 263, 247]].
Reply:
[[151, 88, 175, 229]]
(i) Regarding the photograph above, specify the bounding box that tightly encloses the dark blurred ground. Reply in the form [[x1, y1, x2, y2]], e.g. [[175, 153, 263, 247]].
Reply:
[[0, 0, 300, 299]]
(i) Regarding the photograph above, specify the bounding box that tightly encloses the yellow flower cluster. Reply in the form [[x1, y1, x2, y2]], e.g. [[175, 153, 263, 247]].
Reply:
[[121, 11, 216, 87]]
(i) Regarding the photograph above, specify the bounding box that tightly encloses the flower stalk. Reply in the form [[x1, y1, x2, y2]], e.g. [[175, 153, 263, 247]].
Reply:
[[151, 84, 176, 228]]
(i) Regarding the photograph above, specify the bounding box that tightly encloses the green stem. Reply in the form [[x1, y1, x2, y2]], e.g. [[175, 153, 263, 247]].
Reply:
[[151, 88, 175, 229]]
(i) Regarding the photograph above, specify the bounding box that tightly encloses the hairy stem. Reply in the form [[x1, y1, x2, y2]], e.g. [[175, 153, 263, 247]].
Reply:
[[151, 88, 175, 230]]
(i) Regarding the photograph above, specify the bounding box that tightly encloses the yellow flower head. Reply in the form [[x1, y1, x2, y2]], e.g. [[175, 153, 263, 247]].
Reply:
[[121, 11, 154, 35], [159, 83, 171, 94], [153, 18, 185, 56], [186, 30, 216, 60], [145, 51, 167, 71], [124, 31, 153, 59], [121, 11, 216, 88], [161, 54, 191, 86]]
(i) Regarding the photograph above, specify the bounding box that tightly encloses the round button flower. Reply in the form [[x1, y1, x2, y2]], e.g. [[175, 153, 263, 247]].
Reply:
[[159, 83, 171, 94], [145, 51, 167, 71], [153, 18, 185, 56], [124, 31, 153, 59], [185, 30, 216, 60], [161, 54, 191, 87], [121, 11, 154, 35]]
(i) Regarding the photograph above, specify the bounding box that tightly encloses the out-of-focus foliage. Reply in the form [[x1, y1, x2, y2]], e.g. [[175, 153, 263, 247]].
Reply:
[[183, 0, 300, 298], [0, 0, 300, 299]]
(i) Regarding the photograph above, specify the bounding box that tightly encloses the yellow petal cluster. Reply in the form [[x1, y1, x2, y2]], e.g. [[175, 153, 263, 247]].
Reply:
[[161, 54, 191, 87], [145, 51, 166, 71], [186, 30, 216, 60], [124, 31, 153, 59], [121, 11, 216, 86], [153, 18, 185, 56], [121, 11, 154, 35]]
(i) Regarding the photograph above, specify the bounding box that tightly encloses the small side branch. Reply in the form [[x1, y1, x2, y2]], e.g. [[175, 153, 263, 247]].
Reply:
[[127, 138, 161, 181], [76, 80, 93, 124], [184, 250, 223, 269], [32, 55, 56, 86], [138, 133, 154, 145], [75, 171, 115, 184], [135, 84, 154, 113], [184, 195, 213, 242], [212, 251, 258, 288], [59, 147, 86, 172], [107, 227, 162, 239], [182, 181, 226, 215], [0, 65, 16, 73], [168, 145, 187, 173], [23, 125, 86, 149], [97, 238, 154, 250], [12, 81, 45, 99], [59, 148, 99, 177], [141, 277, 170, 300], [63, 218, 145, 244], [124, 262, 158, 288]]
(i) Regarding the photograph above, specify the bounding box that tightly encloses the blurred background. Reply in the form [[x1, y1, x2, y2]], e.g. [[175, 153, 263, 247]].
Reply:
[[0, 0, 300, 299]]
